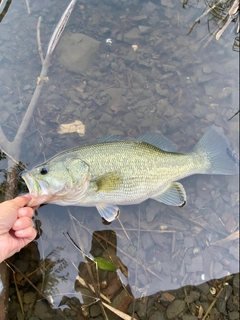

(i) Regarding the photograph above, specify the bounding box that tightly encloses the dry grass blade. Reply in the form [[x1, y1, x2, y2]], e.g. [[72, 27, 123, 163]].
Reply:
[[210, 230, 239, 246], [69, 213, 164, 282], [133, 208, 141, 300], [187, 0, 222, 36], [13, 272, 24, 315], [216, 14, 232, 39], [102, 301, 137, 320], [188, 0, 239, 45], [202, 286, 224, 320], [114, 228, 176, 233], [117, 217, 130, 241], [76, 275, 111, 304], [6, 260, 49, 302], [228, 109, 240, 120], [62, 230, 94, 261], [25, 0, 30, 14]]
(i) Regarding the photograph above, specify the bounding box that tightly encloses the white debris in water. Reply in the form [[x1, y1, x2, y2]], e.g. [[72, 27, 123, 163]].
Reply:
[[57, 120, 85, 136]]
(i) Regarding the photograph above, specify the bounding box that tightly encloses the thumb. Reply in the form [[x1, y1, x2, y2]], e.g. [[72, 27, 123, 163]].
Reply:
[[9, 194, 32, 208]]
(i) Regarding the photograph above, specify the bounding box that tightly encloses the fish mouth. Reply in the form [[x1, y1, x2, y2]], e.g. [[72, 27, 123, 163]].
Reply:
[[21, 172, 52, 207]]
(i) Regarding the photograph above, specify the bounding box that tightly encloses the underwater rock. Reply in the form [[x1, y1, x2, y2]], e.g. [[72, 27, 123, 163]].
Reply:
[[57, 32, 100, 73]]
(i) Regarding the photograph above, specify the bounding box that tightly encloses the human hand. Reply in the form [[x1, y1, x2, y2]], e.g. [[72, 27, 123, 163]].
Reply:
[[0, 195, 37, 263]]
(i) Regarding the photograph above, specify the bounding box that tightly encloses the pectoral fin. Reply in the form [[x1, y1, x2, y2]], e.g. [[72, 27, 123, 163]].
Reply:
[[95, 172, 122, 192], [96, 204, 120, 222], [151, 182, 186, 207]]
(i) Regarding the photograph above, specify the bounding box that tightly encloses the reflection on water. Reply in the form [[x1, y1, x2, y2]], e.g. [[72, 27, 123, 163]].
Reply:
[[6, 215, 240, 319], [0, 0, 239, 319]]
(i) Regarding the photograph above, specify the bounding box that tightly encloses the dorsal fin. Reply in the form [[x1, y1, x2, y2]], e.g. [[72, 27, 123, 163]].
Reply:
[[137, 131, 178, 152]]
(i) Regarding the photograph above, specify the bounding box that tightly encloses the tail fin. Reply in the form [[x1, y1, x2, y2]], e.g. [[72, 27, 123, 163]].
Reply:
[[192, 125, 239, 175]]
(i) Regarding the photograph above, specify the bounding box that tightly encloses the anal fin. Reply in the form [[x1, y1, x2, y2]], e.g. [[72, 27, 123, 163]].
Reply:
[[151, 182, 186, 207]]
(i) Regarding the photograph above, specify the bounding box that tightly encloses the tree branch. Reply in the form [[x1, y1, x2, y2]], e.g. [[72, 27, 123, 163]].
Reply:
[[0, 1, 77, 320]]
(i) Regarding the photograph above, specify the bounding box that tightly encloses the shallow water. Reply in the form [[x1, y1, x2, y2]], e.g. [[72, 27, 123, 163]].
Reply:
[[0, 0, 239, 319]]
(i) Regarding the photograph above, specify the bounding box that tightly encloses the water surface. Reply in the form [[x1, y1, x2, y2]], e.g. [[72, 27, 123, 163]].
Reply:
[[0, 0, 239, 319]]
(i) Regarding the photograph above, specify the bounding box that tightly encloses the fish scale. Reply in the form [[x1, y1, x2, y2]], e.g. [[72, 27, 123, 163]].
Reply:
[[73, 143, 188, 202]]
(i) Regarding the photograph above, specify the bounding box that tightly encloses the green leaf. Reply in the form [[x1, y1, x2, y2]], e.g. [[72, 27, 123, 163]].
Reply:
[[94, 257, 116, 271]]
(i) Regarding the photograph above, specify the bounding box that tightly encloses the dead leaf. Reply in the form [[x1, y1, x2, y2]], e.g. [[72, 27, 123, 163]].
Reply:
[[58, 120, 85, 136]]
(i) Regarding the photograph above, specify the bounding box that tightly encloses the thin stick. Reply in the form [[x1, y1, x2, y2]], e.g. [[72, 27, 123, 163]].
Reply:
[[0, 148, 22, 168], [202, 287, 224, 320], [117, 217, 130, 241], [228, 109, 239, 121], [0, 126, 9, 154], [47, 0, 77, 56]]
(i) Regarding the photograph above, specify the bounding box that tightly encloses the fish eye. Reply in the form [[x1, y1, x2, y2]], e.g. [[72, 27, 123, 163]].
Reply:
[[40, 167, 48, 175]]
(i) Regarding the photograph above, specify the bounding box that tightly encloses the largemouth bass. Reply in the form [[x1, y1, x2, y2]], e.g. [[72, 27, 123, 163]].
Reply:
[[22, 125, 239, 222]]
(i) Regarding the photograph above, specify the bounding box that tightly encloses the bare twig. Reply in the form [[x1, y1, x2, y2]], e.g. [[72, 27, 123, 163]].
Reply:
[[0, 0, 77, 163], [0, 149, 22, 168], [0, 2, 78, 320], [37, 16, 44, 65], [47, 0, 77, 56]]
